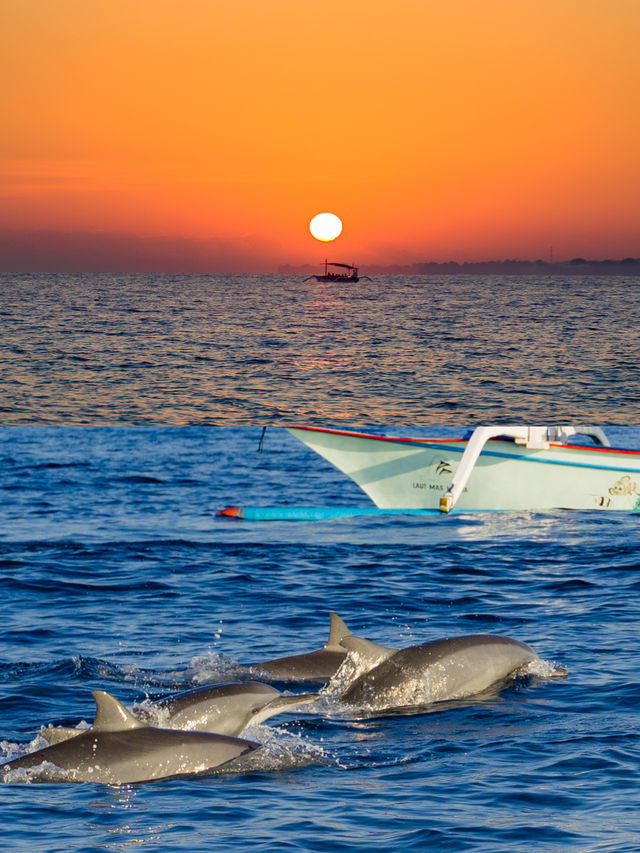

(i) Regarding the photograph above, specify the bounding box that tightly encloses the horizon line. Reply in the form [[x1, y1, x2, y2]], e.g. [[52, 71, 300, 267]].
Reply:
[[1, 257, 639, 276]]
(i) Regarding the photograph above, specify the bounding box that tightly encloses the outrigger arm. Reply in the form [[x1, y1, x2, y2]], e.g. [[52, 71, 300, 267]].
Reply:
[[439, 425, 610, 513]]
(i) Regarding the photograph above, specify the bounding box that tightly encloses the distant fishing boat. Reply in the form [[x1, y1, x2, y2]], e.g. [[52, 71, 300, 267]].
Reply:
[[304, 260, 360, 282], [282, 425, 640, 513]]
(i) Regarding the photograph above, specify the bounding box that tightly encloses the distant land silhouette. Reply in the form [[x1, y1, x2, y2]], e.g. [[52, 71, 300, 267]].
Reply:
[[280, 258, 640, 276]]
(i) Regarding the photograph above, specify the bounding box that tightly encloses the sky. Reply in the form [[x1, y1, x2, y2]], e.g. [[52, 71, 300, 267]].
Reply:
[[1, 0, 639, 272]]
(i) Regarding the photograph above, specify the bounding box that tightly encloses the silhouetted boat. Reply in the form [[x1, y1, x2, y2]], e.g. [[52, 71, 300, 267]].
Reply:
[[304, 261, 359, 282]]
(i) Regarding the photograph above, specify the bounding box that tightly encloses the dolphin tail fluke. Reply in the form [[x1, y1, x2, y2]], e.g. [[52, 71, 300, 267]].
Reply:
[[326, 612, 351, 650], [249, 692, 319, 727], [92, 690, 145, 731]]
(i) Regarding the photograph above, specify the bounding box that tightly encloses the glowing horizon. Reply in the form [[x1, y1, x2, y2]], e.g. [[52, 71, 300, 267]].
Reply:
[[2, 0, 639, 272]]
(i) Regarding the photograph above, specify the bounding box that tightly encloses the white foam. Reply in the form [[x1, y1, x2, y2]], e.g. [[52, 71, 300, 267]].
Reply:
[[217, 722, 331, 774], [523, 657, 569, 679], [1, 759, 71, 785], [131, 698, 171, 728], [184, 651, 244, 684], [321, 648, 378, 700]]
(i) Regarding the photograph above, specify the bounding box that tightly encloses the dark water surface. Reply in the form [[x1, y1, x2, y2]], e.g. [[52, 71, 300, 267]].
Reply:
[[1, 427, 640, 851], [2, 272, 639, 424]]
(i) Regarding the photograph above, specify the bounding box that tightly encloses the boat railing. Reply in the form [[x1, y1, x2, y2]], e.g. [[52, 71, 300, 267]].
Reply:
[[439, 425, 610, 513]]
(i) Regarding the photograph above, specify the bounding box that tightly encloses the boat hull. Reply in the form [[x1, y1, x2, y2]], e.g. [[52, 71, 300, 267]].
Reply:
[[312, 275, 359, 283], [286, 427, 640, 512]]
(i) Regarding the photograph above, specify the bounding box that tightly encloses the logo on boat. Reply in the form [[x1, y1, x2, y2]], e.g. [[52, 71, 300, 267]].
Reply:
[[608, 475, 639, 497], [413, 457, 458, 491], [595, 475, 640, 507]]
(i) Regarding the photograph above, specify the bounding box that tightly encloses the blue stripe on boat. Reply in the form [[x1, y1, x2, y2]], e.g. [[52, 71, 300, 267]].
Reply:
[[404, 441, 639, 474]]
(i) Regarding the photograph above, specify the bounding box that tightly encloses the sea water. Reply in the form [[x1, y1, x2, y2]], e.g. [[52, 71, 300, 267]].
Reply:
[[1, 272, 640, 851], [2, 272, 639, 424]]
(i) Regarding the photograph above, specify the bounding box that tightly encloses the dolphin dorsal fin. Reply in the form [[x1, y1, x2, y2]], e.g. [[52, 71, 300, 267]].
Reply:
[[326, 612, 351, 650], [92, 690, 144, 731], [340, 636, 397, 666]]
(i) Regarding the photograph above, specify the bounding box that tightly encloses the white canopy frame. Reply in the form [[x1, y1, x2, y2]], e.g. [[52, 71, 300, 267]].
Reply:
[[439, 426, 610, 513]]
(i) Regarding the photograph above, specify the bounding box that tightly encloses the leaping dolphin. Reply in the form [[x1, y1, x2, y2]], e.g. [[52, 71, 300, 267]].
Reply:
[[41, 682, 317, 745], [2, 690, 258, 785], [248, 612, 351, 682], [335, 634, 565, 711]]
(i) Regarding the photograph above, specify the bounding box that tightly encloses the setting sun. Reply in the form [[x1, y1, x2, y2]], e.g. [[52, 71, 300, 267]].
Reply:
[[309, 213, 343, 242], [1, 0, 638, 271]]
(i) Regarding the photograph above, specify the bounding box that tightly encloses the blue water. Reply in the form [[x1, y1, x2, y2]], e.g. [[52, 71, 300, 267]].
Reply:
[[2, 272, 640, 850], [1, 426, 640, 851]]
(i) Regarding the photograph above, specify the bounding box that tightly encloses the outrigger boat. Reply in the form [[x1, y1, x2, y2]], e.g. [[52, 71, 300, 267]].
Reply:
[[280, 425, 640, 513], [304, 260, 360, 282]]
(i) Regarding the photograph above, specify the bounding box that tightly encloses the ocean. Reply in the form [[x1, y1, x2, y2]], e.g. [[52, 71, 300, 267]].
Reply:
[[1, 272, 640, 851], [2, 272, 639, 424]]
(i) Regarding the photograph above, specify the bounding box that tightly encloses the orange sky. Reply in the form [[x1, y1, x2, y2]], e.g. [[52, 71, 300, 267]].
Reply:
[[1, 0, 639, 271]]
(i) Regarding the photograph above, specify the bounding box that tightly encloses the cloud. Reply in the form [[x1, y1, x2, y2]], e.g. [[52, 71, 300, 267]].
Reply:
[[0, 229, 281, 273]]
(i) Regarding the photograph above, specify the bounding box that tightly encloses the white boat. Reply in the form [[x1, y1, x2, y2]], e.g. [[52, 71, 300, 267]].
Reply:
[[285, 425, 640, 513]]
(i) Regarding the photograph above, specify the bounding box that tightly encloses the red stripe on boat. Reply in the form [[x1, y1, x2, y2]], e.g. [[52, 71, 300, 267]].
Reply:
[[287, 425, 640, 456]]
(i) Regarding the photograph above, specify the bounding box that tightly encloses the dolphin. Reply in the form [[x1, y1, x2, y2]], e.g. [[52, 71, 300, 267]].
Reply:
[[136, 682, 317, 734], [2, 690, 258, 785], [40, 682, 317, 745], [336, 634, 563, 711], [248, 612, 351, 682]]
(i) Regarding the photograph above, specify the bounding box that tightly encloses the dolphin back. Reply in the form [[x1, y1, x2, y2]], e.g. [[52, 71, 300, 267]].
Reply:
[[2, 689, 261, 784], [340, 634, 540, 710], [40, 725, 86, 745], [340, 636, 398, 667], [2, 724, 259, 785], [148, 682, 316, 736], [248, 612, 352, 682]]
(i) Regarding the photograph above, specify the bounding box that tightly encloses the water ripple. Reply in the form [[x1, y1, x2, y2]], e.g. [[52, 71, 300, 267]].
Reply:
[[1, 272, 640, 424]]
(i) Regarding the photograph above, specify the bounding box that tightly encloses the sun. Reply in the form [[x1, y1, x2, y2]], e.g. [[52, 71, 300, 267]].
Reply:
[[309, 212, 343, 242]]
